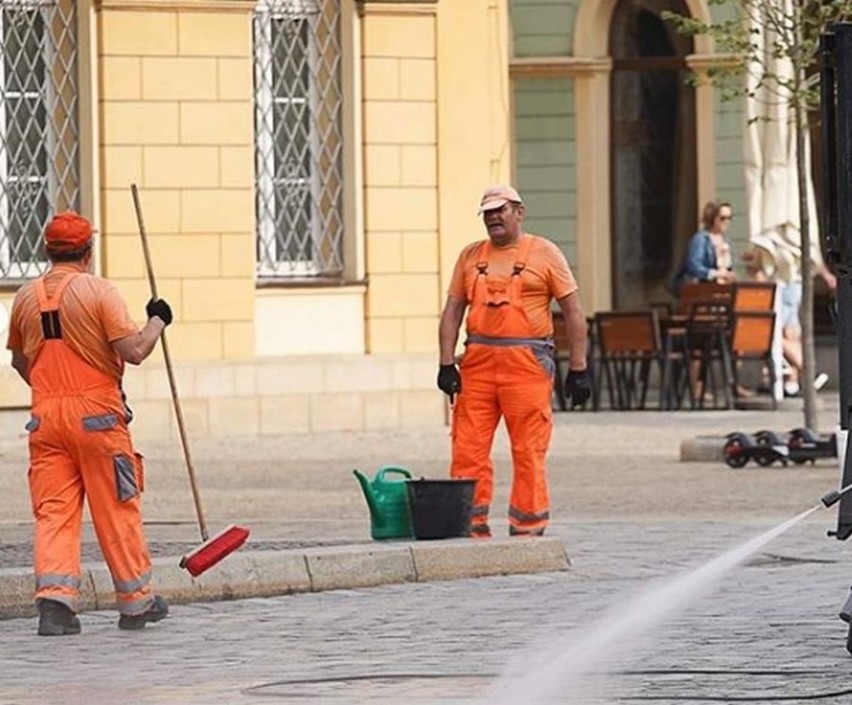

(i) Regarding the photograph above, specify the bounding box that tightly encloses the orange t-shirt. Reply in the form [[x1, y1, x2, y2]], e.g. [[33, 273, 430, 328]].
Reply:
[[6, 264, 139, 382], [448, 233, 578, 337]]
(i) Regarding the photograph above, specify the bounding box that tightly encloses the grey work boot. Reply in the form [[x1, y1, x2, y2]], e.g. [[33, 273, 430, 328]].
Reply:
[[118, 594, 169, 630], [37, 599, 81, 637]]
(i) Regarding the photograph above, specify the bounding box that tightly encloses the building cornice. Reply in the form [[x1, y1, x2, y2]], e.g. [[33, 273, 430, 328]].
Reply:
[[509, 57, 612, 78], [510, 53, 740, 78], [95, 0, 256, 11]]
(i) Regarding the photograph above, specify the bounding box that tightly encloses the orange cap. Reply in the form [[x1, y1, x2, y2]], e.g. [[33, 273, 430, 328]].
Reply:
[[478, 184, 523, 214], [44, 211, 94, 253]]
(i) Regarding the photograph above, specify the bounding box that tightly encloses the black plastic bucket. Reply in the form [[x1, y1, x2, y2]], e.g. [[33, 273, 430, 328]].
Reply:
[[405, 478, 476, 540]]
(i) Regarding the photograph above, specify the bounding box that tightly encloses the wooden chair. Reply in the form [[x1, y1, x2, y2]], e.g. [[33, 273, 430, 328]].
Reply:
[[733, 281, 777, 312], [552, 312, 571, 411], [729, 311, 778, 409], [658, 319, 690, 410], [594, 310, 662, 410], [683, 301, 734, 409], [676, 281, 733, 316], [732, 281, 779, 400], [650, 301, 673, 323], [552, 313, 598, 411]]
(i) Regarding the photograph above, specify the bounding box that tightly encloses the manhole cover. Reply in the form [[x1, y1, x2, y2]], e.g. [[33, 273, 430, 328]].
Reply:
[[240, 671, 852, 703], [745, 552, 838, 568], [243, 674, 492, 702]]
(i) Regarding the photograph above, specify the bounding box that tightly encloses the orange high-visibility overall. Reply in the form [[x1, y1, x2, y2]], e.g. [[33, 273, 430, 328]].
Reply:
[[450, 236, 554, 537], [27, 272, 154, 615]]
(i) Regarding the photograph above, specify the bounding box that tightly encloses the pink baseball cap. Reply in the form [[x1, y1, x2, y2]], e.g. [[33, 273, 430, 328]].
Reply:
[[478, 184, 523, 214]]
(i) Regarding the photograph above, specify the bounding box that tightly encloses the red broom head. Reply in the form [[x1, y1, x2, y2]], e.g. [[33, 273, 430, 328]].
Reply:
[[179, 524, 250, 577]]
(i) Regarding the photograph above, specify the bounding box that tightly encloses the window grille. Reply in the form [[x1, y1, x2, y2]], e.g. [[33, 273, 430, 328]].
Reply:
[[0, 0, 79, 280], [253, 0, 344, 278]]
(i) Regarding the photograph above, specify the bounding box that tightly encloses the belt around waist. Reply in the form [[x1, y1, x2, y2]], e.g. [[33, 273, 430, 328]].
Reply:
[[465, 335, 554, 349]]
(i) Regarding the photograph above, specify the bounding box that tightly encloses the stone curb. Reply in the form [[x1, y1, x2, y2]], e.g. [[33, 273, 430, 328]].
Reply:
[[680, 435, 724, 462], [0, 537, 570, 620]]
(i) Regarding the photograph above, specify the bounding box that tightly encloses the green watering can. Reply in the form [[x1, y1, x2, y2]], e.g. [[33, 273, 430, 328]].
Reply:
[[352, 466, 414, 540]]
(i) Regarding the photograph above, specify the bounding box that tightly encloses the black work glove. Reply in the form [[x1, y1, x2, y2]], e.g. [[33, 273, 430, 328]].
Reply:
[[564, 369, 592, 408], [437, 364, 462, 400], [146, 297, 173, 326]]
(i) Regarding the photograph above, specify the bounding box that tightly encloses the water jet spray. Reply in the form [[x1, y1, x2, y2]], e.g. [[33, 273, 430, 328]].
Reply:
[[484, 485, 852, 703], [487, 504, 823, 705]]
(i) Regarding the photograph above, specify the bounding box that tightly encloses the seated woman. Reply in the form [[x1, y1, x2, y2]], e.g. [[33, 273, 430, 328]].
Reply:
[[672, 200, 737, 294], [672, 200, 738, 403]]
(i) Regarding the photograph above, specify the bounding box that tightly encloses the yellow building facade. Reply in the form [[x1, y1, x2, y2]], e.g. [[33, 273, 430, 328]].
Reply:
[[0, 0, 511, 439]]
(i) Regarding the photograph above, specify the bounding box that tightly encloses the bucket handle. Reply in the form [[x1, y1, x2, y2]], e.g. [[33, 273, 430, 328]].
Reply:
[[375, 466, 413, 483]]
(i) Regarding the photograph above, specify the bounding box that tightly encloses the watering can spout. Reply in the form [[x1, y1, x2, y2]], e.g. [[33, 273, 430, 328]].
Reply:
[[353, 469, 382, 525]]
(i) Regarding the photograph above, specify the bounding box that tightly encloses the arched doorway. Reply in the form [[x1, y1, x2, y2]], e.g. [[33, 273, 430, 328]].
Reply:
[[609, 0, 697, 309]]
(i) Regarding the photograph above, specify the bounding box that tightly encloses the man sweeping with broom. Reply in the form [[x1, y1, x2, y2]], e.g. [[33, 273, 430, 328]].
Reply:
[[6, 211, 171, 636]]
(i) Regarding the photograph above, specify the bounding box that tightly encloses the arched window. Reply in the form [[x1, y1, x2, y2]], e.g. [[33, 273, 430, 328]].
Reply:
[[609, 0, 696, 308]]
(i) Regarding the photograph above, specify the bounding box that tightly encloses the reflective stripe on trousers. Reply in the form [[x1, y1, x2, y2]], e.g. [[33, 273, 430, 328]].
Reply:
[[470, 504, 491, 537]]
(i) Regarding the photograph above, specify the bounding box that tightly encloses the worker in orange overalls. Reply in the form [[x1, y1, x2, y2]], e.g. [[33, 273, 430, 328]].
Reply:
[[6, 211, 172, 635], [438, 185, 591, 537]]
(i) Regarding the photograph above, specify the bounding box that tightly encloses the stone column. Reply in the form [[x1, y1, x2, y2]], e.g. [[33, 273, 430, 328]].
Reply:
[[686, 54, 731, 210], [573, 59, 613, 313]]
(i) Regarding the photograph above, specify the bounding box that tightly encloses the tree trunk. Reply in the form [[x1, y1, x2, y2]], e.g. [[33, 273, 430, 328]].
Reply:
[[795, 99, 818, 430]]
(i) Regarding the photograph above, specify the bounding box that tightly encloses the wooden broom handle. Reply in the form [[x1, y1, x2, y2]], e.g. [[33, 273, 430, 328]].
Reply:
[[130, 184, 209, 541]]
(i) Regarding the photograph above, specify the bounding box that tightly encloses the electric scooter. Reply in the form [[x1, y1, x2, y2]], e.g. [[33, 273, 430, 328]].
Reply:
[[722, 430, 789, 468]]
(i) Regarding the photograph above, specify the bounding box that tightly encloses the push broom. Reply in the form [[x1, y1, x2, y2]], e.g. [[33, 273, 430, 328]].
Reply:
[[130, 184, 250, 577]]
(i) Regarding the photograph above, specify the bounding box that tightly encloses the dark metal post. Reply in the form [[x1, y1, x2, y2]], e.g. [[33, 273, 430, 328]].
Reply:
[[822, 24, 852, 540]]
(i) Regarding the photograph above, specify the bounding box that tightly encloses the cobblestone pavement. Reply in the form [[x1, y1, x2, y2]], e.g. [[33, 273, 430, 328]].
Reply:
[[1, 400, 851, 703], [1, 518, 850, 705]]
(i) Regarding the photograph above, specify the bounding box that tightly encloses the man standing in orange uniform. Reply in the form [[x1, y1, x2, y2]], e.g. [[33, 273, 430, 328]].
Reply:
[[438, 185, 591, 537], [6, 211, 172, 636]]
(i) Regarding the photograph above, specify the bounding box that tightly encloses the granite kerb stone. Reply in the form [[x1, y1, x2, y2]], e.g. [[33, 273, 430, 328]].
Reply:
[[0, 537, 571, 620]]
